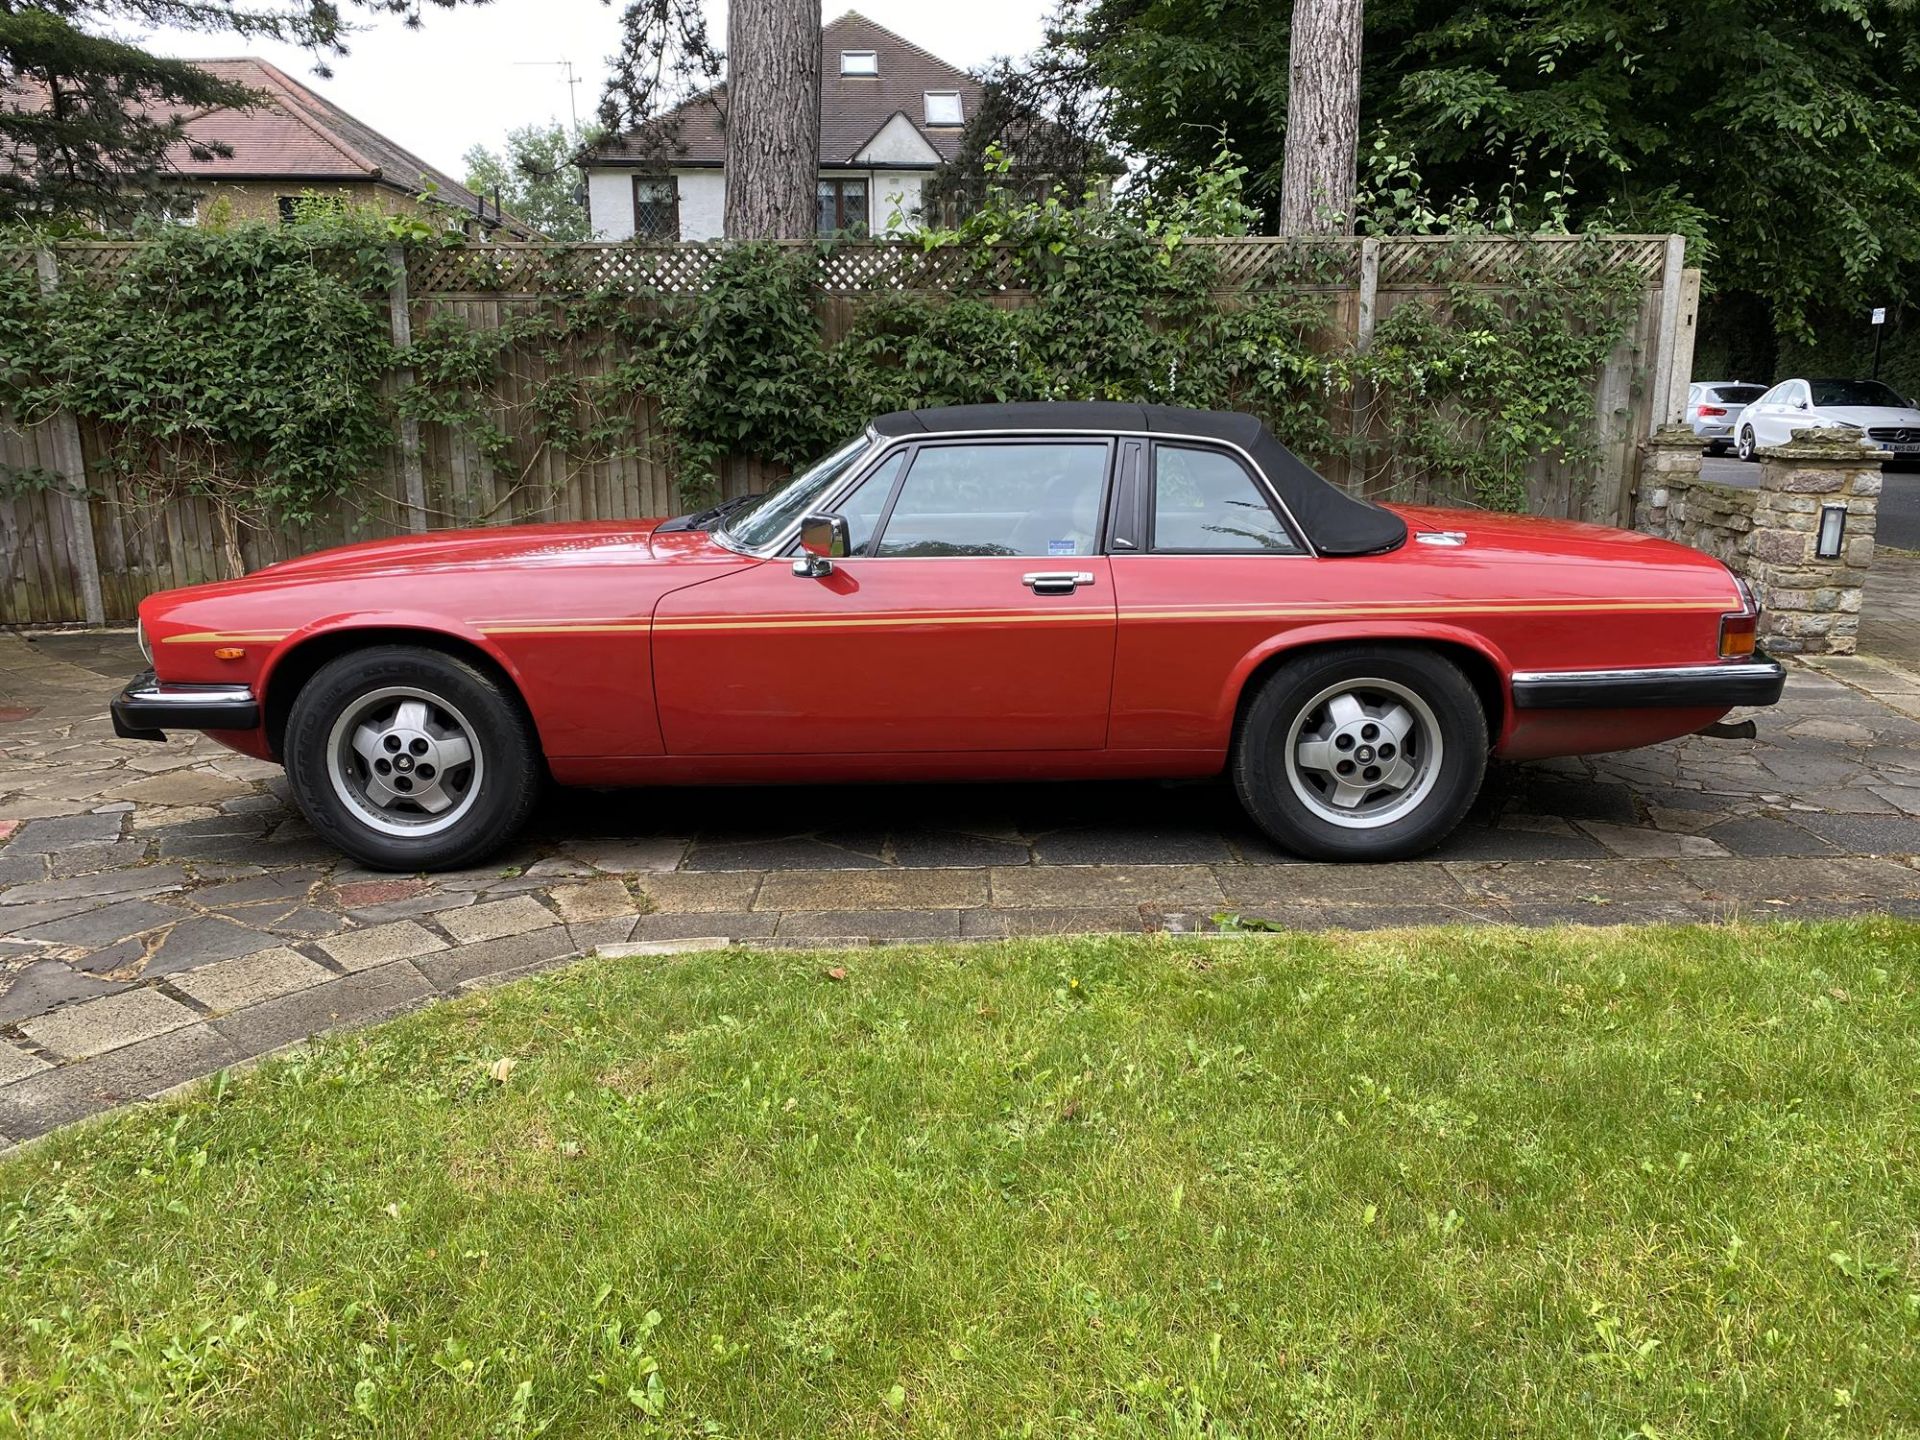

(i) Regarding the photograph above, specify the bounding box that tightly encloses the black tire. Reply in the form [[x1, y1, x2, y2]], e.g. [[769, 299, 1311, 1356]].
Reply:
[[284, 645, 541, 871], [1231, 646, 1488, 862], [1706, 441, 1728, 457]]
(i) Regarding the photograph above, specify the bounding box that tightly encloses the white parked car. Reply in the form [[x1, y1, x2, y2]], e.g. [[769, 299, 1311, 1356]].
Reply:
[[1732, 377, 1920, 461]]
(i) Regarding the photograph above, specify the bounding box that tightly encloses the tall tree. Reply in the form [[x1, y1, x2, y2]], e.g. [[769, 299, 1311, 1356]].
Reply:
[[721, 0, 819, 239], [463, 123, 601, 241], [599, 0, 822, 238], [1, 0, 474, 226], [1276, 0, 1362, 233], [1009, 0, 1920, 336]]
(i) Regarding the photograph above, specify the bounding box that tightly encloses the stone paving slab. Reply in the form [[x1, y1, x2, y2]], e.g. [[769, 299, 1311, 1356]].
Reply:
[[10, 627, 1920, 1145]]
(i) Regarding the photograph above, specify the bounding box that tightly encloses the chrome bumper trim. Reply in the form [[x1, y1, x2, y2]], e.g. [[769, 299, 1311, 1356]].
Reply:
[[111, 670, 259, 740], [1510, 657, 1786, 710]]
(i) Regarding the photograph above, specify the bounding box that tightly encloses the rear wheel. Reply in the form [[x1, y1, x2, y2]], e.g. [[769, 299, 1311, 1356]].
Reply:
[[1231, 647, 1487, 861], [285, 646, 540, 871], [1706, 440, 1729, 457]]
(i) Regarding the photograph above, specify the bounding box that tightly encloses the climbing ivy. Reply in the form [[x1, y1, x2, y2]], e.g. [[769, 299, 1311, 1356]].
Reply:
[[1, 170, 1645, 531], [0, 208, 408, 530]]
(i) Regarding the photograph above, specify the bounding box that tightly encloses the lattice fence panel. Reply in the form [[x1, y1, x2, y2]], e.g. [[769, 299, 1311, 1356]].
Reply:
[[15, 234, 1674, 299], [1377, 235, 1667, 288]]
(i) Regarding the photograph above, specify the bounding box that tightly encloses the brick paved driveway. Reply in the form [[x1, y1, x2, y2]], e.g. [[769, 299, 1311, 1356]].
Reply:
[[7, 628, 1920, 1145]]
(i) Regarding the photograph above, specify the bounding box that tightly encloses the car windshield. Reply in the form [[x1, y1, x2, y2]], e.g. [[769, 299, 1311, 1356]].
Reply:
[[1810, 379, 1906, 408], [718, 436, 873, 550]]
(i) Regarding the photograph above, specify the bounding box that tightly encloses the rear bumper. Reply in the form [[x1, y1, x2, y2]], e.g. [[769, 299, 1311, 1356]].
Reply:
[[110, 670, 259, 741], [1510, 656, 1786, 711]]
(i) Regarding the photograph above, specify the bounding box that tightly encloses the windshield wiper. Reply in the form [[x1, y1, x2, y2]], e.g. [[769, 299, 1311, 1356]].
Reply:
[[656, 493, 761, 534]]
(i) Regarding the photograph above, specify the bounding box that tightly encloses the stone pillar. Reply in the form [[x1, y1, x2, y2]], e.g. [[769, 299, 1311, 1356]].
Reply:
[[1749, 433, 1882, 655], [1634, 424, 1702, 536]]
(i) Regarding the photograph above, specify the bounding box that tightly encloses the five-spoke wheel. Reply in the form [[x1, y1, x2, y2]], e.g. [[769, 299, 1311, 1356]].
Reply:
[[286, 646, 539, 870], [1285, 678, 1441, 829], [327, 688, 483, 836], [1233, 646, 1487, 861]]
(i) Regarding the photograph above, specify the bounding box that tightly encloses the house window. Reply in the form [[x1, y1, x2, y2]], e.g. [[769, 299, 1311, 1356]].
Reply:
[[633, 176, 679, 240], [923, 91, 963, 126], [817, 178, 869, 236], [840, 49, 878, 74]]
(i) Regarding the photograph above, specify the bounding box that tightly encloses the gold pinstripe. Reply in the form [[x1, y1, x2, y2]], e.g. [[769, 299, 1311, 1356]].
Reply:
[[160, 631, 291, 645]]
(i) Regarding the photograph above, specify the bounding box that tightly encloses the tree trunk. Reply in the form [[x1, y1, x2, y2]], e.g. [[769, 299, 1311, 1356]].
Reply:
[[1277, 0, 1363, 235], [723, 0, 822, 239]]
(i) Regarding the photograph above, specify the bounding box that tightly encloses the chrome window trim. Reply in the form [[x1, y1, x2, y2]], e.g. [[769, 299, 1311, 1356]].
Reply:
[[738, 425, 1322, 561]]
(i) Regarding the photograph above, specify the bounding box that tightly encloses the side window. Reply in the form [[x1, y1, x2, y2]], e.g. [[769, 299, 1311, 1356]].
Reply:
[[1150, 445, 1300, 553], [827, 452, 906, 556], [873, 442, 1110, 558]]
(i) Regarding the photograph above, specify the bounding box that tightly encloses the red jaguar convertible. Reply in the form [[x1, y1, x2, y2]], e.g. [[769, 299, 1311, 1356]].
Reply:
[[113, 402, 1784, 870]]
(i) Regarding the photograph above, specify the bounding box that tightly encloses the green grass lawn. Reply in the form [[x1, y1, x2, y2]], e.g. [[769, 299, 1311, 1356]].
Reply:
[[4, 924, 1920, 1438]]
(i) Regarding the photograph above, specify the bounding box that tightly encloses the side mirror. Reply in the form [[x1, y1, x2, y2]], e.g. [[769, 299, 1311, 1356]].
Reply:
[[1794, 399, 1810, 410], [792, 513, 850, 578]]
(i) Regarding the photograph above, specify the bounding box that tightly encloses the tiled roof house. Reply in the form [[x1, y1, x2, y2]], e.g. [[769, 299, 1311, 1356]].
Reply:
[[581, 11, 983, 241], [127, 59, 530, 235]]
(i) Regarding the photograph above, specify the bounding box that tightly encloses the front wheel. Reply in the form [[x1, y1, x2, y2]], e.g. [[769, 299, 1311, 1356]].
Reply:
[[1231, 647, 1488, 861], [285, 646, 541, 871], [1736, 425, 1759, 462]]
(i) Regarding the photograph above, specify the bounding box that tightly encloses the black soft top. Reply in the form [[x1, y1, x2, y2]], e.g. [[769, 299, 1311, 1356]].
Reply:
[[871, 401, 1407, 557]]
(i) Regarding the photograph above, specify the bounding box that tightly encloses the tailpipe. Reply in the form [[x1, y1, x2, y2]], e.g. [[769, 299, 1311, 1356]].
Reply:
[[1695, 719, 1757, 740]]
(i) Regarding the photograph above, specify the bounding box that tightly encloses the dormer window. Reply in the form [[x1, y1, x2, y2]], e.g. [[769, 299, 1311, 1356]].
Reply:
[[840, 50, 878, 75], [923, 91, 964, 125]]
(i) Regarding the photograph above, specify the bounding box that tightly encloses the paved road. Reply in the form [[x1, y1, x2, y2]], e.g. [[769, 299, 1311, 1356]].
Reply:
[[1701, 453, 1920, 550], [8, 630, 1920, 1145]]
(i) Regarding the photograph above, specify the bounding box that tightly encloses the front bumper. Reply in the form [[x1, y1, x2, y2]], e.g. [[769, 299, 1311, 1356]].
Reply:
[[110, 670, 259, 741], [1510, 656, 1786, 711]]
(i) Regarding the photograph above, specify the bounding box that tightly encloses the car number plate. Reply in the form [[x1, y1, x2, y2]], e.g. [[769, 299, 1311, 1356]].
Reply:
[[1893, 444, 1920, 455]]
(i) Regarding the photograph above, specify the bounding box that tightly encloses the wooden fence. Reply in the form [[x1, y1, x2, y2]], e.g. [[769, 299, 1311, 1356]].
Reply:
[[1, 234, 1697, 627]]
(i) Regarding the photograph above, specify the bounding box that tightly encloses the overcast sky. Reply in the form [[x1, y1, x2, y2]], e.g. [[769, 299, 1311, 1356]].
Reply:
[[146, 1, 1051, 178]]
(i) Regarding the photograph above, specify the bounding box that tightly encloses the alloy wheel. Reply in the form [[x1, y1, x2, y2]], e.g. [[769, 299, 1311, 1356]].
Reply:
[[325, 686, 484, 838], [1282, 677, 1443, 830]]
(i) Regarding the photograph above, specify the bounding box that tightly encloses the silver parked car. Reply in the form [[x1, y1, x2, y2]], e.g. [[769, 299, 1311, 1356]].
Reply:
[[1687, 380, 1766, 455], [1732, 377, 1920, 461]]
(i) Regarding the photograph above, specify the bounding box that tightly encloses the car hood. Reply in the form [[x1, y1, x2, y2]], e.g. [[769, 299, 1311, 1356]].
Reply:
[[1812, 406, 1920, 428], [251, 518, 665, 580]]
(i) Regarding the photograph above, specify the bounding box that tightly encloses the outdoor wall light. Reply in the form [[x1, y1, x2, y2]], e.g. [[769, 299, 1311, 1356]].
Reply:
[[1816, 503, 1848, 560]]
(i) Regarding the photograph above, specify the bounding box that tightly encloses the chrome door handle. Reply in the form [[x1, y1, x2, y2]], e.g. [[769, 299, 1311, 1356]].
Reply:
[[1022, 571, 1095, 594]]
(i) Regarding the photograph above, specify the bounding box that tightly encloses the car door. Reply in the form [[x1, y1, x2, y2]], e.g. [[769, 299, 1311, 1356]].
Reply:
[[651, 437, 1119, 755], [1761, 382, 1807, 445], [1106, 438, 1316, 750]]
